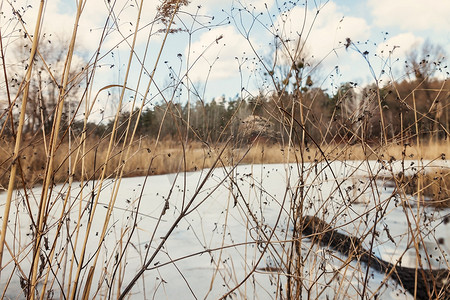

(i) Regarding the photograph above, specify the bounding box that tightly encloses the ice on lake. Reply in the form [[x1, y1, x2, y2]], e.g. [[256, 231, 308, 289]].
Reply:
[[1, 160, 449, 299]]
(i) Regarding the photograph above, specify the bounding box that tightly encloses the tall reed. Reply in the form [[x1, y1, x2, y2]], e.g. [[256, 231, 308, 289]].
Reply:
[[0, 0, 46, 274]]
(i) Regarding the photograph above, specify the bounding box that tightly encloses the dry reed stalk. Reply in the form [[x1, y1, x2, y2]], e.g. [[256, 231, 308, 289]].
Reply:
[[83, 1, 182, 297], [68, 2, 147, 297], [65, 131, 89, 297], [30, 2, 86, 297], [0, 0, 45, 277], [412, 91, 423, 298]]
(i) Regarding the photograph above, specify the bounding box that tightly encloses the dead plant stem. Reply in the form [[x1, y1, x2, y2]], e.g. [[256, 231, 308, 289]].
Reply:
[[0, 0, 45, 287]]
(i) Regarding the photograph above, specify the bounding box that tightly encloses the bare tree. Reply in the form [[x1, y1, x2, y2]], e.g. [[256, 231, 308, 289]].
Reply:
[[406, 40, 446, 81], [405, 41, 448, 141], [7, 35, 85, 135]]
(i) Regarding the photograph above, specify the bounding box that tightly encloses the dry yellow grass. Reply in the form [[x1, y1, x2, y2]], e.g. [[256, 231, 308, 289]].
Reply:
[[322, 140, 449, 162], [393, 168, 450, 208], [1, 136, 448, 190], [420, 169, 450, 208]]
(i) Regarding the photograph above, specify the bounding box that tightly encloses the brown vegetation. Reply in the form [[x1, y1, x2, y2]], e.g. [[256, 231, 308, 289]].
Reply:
[[1, 136, 448, 191], [392, 167, 450, 208]]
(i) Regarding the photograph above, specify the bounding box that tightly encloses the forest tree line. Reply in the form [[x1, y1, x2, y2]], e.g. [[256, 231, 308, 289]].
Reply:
[[1, 38, 448, 146], [76, 76, 449, 146], [1, 76, 448, 146]]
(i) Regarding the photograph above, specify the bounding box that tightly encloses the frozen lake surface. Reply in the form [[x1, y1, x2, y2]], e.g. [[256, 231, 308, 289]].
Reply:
[[1, 160, 449, 299]]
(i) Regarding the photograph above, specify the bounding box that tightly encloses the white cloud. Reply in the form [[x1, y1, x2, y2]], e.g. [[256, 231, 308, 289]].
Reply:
[[76, 1, 162, 52], [188, 0, 275, 13], [369, 0, 450, 31], [272, 2, 371, 60], [232, 0, 275, 11], [376, 33, 423, 59], [186, 26, 253, 82], [1, 0, 163, 54], [181, 1, 372, 89]]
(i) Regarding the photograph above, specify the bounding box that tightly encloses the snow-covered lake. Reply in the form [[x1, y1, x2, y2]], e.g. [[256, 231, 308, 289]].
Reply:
[[1, 160, 449, 299]]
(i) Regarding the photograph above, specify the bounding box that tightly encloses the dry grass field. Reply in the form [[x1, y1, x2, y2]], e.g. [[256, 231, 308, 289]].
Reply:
[[1, 137, 448, 189]]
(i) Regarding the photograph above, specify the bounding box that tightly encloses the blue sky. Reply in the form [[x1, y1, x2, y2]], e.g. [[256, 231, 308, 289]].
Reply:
[[2, 0, 449, 119]]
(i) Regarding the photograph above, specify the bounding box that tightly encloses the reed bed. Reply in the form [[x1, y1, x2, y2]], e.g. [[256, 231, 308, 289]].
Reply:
[[1, 138, 449, 190]]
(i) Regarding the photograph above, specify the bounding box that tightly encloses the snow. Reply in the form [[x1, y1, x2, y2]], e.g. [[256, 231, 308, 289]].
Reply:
[[0, 160, 449, 299]]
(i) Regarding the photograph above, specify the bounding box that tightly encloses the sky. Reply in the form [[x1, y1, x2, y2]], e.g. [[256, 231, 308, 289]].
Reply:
[[1, 0, 449, 120]]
